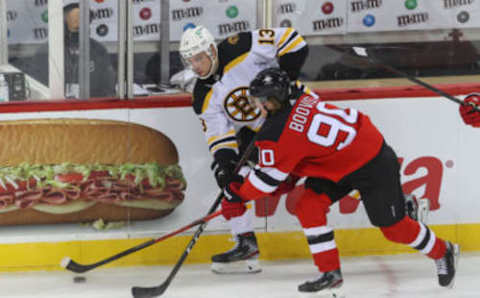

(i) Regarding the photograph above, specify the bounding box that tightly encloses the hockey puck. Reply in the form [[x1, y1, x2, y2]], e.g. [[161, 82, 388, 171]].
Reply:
[[73, 276, 86, 283]]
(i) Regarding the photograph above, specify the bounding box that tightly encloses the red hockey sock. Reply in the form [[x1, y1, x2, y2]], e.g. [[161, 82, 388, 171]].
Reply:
[[427, 238, 447, 259], [380, 216, 420, 244], [380, 216, 447, 259], [313, 248, 340, 272], [295, 190, 340, 272]]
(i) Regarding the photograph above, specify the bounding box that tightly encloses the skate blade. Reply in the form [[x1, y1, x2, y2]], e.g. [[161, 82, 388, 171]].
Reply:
[[299, 288, 346, 298], [211, 259, 262, 274]]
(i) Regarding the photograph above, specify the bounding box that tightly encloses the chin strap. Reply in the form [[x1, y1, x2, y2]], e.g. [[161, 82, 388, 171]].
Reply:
[[198, 47, 219, 80]]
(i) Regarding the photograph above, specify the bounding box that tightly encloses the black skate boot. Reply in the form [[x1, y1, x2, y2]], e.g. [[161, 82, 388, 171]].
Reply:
[[298, 269, 343, 293], [435, 241, 460, 288], [211, 232, 261, 274]]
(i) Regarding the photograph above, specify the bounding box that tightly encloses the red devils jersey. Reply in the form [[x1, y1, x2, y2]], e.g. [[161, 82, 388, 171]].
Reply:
[[238, 94, 384, 199]]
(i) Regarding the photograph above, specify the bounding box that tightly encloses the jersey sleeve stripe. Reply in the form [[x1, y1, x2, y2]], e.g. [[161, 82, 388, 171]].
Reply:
[[278, 35, 306, 57], [201, 89, 213, 113], [277, 28, 294, 50], [248, 170, 278, 193], [208, 135, 237, 150], [278, 30, 298, 53], [254, 168, 282, 187], [210, 142, 238, 155], [224, 52, 249, 75], [207, 129, 236, 145], [255, 166, 289, 181]]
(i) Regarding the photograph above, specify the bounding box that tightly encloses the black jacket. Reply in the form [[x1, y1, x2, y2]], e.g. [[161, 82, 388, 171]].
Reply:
[[30, 31, 116, 98]]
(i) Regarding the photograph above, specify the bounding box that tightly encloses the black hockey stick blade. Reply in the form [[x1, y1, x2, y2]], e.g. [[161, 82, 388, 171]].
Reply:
[[131, 283, 167, 298], [61, 239, 156, 274], [61, 257, 96, 274], [351, 46, 480, 113]]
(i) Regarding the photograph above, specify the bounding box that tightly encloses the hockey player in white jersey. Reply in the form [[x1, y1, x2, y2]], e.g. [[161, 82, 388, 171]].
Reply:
[[179, 25, 312, 274]]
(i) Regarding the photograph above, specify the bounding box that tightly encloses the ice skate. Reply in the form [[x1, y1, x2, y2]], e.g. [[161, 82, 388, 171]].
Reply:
[[435, 241, 460, 288], [298, 269, 343, 296], [405, 194, 430, 223], [211, 232, 261, 274]]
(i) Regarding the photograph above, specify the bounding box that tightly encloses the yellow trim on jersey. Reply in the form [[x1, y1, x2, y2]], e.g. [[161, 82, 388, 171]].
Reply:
[[278, 36, 305, 57], [294, 80, 316, 98], [247, 124, 262, 132], [304, 86, 314, 95], [207, 129, 236, 146], [224, 52, 249, 75], [277, 28, 294, 50], [210, 142, 238, 154], [201, 89, 213, 114]]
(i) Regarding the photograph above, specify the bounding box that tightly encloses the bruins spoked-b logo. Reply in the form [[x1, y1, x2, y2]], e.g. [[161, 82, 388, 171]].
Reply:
[[224, 87, 261, 122]]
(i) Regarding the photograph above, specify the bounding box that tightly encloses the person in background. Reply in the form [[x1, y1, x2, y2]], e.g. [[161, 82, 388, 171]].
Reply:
[[179, 25, 312, 274], [30, 1, 115, 99], [221, 67, 459, 294], [459, 93, 480, 127]]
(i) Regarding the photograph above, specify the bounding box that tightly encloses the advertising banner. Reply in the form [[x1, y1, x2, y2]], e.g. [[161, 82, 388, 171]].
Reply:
[[347, 0, 480, 33], [169, 0, 257, 40], [6, 0, 257, 44], [271, 0, 480, 36], [272, 0, 347, 35]]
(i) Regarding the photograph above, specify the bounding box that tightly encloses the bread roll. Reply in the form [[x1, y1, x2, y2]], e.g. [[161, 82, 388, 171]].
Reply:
[[0, 203, 176, 226], [0, 118, 178, 166]]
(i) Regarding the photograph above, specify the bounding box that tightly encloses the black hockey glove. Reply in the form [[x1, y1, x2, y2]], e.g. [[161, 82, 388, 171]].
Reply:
[[211, 149, 240, 188]]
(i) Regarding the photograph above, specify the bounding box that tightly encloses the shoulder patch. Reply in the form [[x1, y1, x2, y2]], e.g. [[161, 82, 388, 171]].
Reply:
[[227, 34, 240, 45], [217, 32, 252, 68]]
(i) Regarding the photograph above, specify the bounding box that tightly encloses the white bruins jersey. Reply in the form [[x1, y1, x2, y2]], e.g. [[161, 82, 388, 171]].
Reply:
[[192, 27, 314, 157]]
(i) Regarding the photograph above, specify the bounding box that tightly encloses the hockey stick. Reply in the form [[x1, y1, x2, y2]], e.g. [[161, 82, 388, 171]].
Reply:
[[60, 210, 222, 274], [350, 46, 480, 113], [131, 140, 257, 298]]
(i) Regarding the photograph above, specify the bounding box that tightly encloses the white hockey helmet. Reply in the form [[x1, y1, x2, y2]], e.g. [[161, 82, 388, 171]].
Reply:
[[179, 25, 218, 79]]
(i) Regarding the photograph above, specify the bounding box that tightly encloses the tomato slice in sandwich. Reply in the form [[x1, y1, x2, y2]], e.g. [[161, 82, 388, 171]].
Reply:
[[55, 173, 84, 183]]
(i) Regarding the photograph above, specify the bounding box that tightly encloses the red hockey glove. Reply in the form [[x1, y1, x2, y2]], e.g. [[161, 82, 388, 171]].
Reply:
[[272, 175, 301, 196], [459, 94, 480, 127], [221, 181, 247, 220]]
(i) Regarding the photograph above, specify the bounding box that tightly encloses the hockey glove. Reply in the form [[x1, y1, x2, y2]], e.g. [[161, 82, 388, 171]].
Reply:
[[221, 180, 247, 220], [211, 150, 240, 188], [459, 94, 480, 127]]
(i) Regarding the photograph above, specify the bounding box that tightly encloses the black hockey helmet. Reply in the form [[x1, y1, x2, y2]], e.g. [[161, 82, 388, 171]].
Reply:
[[249, 67, 291, 108]]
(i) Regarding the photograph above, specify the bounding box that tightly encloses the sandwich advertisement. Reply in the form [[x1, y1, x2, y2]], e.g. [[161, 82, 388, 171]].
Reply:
[[0, 119, 186, 226]]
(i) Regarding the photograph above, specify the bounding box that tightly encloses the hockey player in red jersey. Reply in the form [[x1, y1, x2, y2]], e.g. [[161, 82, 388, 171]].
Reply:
[[459, 93, 480, 127], [221, 68, 460, 293]]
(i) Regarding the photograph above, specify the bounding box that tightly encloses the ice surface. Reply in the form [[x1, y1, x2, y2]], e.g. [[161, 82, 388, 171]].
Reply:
[[0, 253, 478, 298]]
